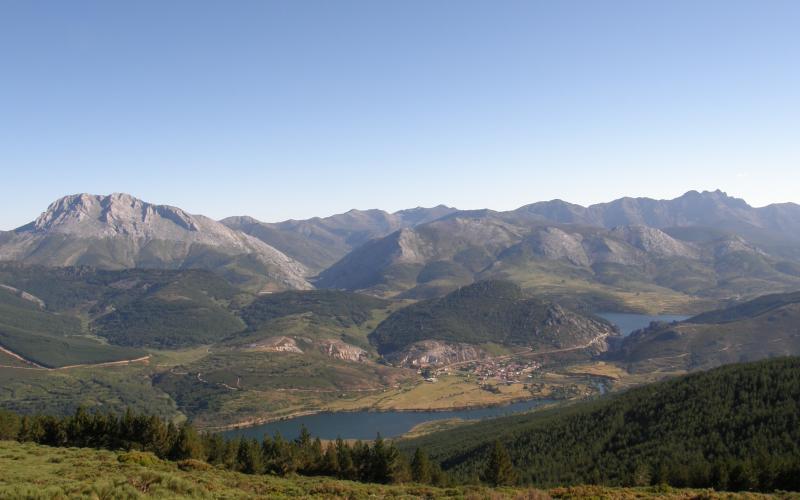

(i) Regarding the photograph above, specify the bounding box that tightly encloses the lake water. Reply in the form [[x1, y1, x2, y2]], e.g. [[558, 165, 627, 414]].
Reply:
[[223, 312, 689, 440], [223, 398, 554, 441], [597, 312, 690, 336]]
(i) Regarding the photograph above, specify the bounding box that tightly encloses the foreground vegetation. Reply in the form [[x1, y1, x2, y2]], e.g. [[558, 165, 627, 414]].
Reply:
[[0, 440, 789, 499]]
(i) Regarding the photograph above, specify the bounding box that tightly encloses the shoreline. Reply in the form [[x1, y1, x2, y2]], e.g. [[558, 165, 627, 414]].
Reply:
[[203, 393, 563, 432]]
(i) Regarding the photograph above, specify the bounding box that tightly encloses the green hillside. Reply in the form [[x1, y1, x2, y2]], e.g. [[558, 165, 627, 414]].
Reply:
[[369, 280, 613, 355], [399, 357, 800, 492], [0, 287, 144, 368], [0, 264, 250, 349], [239, 289, 388, 331]]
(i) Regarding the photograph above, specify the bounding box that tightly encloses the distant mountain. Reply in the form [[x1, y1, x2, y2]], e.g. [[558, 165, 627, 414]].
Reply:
[[616, 290, 800, 372], [315, 214, 524, 297], [221, 205, 456, 272], [0, 193, 311, 291], [369, 280, 615, 367], [515, 190, 800, 255], [5, 190, 800, 308], [316, 201, 800, 311]]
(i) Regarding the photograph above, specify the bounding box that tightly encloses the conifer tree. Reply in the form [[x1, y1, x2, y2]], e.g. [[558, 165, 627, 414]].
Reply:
[[411, 447, 432, 484], [169, 423, 203, 460], [322, 442, 340, 476], [484, 440, 518, 486], [336, 437, 355, 480], [237, 438, 263, 474]]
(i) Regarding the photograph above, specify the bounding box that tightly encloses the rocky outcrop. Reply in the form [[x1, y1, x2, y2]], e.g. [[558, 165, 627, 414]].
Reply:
[[245, 336, 303, 353], [522, 227, 590, 266], [384, 340, 489, 368], [610, 225, 699, 259], [316, 339, 369, 362]]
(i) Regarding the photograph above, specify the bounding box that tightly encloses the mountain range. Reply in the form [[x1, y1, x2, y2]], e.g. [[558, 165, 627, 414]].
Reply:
[[2, 190, 800, 313]]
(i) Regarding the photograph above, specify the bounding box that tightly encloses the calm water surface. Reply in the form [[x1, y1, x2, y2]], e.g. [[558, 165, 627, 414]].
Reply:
[[597, 312, 690, 336], [224, 398, 554, 440]]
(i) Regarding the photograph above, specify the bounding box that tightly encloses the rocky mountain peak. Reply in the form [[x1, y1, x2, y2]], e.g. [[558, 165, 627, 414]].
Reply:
[[32, 193, 199, 236], [4, 193, 311, 291]]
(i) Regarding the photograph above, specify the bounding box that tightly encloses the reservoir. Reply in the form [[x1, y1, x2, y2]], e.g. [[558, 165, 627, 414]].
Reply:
[[597, 312, 690, 336], [223, 312, 688, 440], [223, 397, 554, 441]]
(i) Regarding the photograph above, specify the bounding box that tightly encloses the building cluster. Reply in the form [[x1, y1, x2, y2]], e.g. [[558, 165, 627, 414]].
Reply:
[[454, 358, 541, 384]]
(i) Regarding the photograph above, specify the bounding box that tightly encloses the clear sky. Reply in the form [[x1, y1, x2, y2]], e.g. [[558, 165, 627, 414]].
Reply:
[[1, 1, 798, 230]]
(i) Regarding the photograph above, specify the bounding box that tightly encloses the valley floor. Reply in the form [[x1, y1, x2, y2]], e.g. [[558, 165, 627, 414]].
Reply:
[[0, 440, 790, 499]]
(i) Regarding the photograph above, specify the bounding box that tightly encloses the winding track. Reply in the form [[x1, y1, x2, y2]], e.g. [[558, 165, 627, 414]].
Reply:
[[0, 343, 150, 371]]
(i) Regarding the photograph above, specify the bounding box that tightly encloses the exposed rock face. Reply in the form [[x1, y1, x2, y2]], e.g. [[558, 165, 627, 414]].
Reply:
[[712, 235, 766, 258], [242, 336, 369, 362], [384, 340, 489, 368], [525, 227, 590, 266], [245, 336, 303, 353], [0, 193, 311, 291], [317, 339, 368, 362], [540, 304, 614, 353], [610, 225, 699, 259]]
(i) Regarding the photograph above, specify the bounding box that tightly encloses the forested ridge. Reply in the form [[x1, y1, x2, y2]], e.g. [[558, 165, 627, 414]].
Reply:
[[400, 357, 800, 492]]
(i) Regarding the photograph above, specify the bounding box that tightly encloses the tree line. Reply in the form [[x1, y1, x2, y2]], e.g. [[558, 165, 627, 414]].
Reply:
[[0, 407, 517, 486]]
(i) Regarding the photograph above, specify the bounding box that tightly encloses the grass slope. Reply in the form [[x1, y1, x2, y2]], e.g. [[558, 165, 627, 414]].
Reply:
[[0, 441, 781, 499]]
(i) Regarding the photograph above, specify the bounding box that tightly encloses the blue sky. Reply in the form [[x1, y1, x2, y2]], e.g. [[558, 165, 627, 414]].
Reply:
[[1, 1, 798, 229]]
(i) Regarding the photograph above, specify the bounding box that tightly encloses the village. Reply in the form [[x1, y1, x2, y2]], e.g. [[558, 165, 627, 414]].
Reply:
[[419, 357, 542, 385]]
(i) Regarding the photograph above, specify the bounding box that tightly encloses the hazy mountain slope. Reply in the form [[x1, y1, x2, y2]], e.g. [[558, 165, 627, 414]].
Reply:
[[516, 190, 800, 245], [315, 202, 800, 310], [369, 280, 615, 366], [399, 357, 800, 490], [616, 291, 800, 373], [221, 205, 456, 272], [0, 193, 310, 291], [315, 214, 524, 296]]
